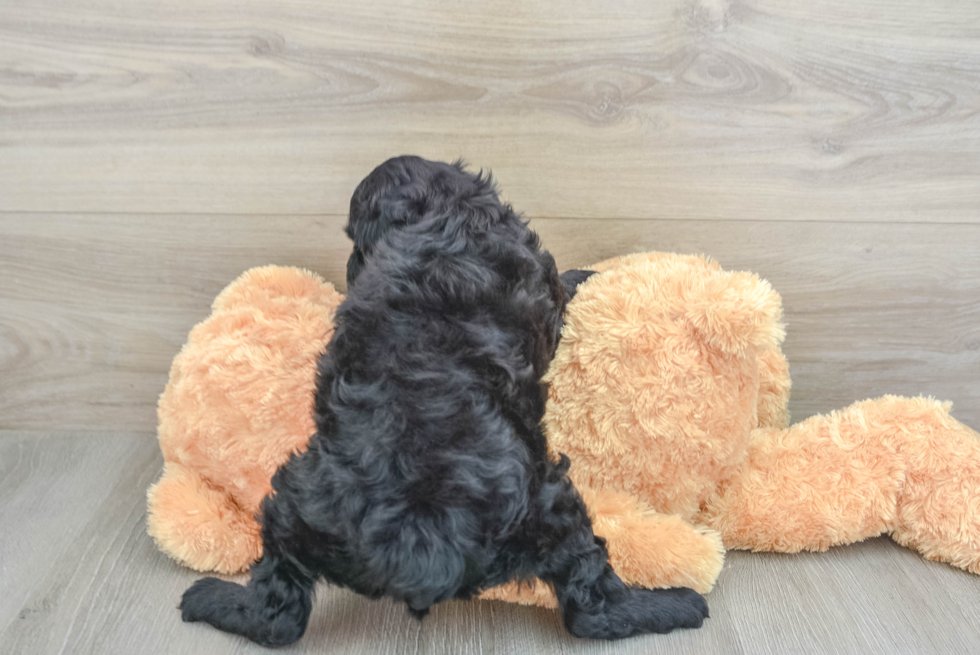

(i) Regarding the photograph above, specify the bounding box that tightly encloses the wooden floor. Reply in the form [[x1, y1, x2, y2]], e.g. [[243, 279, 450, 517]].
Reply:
[[2, 0, 980, 653]]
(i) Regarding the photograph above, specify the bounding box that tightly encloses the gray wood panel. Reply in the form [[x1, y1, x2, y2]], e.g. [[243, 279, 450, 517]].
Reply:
[[1, 1, 979, 221], [3, 0, 980, 650], [2, 431, 979, 654], [2, 215, 978, 432]]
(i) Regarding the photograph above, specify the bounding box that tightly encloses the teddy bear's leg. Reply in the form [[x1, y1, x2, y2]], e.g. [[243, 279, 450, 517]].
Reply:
[[580, 487, 725, 593], [700, 396, 980, 574], [478, 486, 725, 607], [147, 462, 262, 574], [886, 399, 980, 573]]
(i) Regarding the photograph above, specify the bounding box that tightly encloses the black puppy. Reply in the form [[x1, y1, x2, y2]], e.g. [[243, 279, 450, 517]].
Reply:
[[180, 157, 708, 645]]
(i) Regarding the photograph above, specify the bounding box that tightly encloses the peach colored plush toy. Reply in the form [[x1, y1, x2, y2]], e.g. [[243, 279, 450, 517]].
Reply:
[[147, 253, 980, 608], [148, 266, 343, 573]]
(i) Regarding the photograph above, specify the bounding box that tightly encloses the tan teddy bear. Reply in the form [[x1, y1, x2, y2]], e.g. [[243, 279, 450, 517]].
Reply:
[[148, 253, 980, 607]]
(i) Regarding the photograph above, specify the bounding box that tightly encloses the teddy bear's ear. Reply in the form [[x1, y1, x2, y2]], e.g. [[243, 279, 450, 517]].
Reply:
[[684, 270, 785, 356], [589, 251, 724, 276], [213, 266, 342, 312]]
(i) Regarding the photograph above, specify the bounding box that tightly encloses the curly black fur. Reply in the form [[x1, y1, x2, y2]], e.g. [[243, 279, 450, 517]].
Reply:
[[180, 156, 708, 645]]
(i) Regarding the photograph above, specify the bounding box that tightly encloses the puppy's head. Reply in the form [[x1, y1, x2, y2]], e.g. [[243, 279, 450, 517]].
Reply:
[[345, 156, 501, 286]]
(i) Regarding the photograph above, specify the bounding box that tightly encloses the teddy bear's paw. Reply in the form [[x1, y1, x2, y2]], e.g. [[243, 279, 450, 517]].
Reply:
[[477, 579, 558, 608]]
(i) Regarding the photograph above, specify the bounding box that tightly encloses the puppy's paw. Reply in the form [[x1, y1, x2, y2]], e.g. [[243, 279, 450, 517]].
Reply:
[[565, 585, 709, 639], [180, 577, 236, 623], [642, 586, 709, 631]]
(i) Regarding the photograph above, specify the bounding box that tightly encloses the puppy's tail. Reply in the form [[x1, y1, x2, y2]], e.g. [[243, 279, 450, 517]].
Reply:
[[179, 555, 313, 647]]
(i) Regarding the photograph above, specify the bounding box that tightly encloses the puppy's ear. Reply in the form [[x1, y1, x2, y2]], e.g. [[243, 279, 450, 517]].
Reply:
[[346, 167, 428, 251], [346, 247, 366, 288]]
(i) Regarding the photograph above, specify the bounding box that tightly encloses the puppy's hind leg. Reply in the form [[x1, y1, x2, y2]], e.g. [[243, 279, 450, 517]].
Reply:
[[180, 552, 314, 647], [533, 457, 708, 640]]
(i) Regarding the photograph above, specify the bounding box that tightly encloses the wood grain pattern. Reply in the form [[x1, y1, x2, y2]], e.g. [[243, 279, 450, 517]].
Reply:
[[2, 1, 979, 220], [2, 214, 978, 432], [0, 431, 153, 633], [2, 431, 979, 654], [3, 1, 980, 650]]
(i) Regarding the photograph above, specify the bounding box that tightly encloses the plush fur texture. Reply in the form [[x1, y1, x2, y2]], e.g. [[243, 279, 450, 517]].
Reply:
[[525, 252, 980, 598], [174, 157, 708, 645], [149, 265, 341, 574], [150, 247, 980, 615]]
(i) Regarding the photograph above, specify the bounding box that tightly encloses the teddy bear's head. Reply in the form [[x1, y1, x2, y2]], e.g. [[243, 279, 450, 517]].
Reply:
[[544, 252, 789, 519], [156, 266, 343, 520]]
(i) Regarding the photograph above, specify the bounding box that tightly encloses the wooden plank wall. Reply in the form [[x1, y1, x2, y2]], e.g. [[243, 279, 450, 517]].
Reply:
[[2, 0, 979, 432]]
